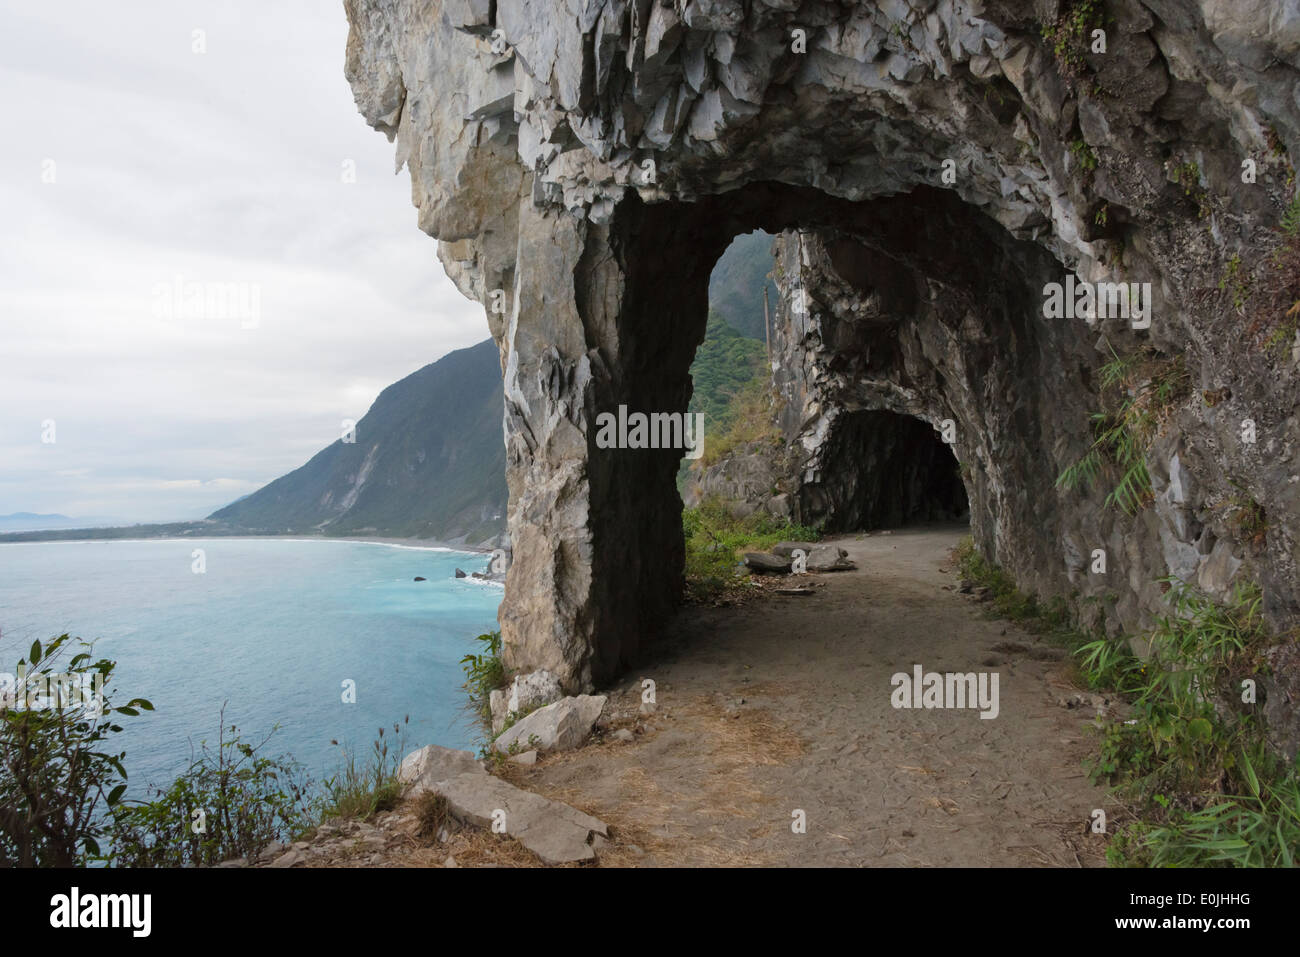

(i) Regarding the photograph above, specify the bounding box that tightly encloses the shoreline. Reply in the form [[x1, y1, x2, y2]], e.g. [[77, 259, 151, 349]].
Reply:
[[0, 533, 496, 555]]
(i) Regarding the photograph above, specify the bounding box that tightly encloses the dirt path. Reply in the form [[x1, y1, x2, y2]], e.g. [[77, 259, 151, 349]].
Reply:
[[500, 524, 1111, 867]]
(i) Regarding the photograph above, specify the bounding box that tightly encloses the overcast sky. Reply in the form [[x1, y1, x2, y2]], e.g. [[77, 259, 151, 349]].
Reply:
[[0, 0, 487, 524]]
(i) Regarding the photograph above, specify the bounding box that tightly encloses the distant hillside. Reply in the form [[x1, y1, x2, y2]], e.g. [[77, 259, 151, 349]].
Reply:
[[210, 339, 507, 545], [689, 310, 767, 432], [0, 512, 70, 532], [708, 230, 777, 341]]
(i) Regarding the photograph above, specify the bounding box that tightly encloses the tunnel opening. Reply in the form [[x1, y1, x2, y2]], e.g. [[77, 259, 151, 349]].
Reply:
[[541, 179, 1082, 688], [799, 410, 970, 533]]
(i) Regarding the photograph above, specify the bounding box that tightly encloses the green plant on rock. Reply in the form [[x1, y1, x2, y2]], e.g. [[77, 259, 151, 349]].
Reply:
[[1222, 483, 1267, 549], [1210, 191, 1300, 355], [461, 630, 505, 723], [1087, 580, 1300, 867], [1219, 255, 1248, 312], [694, 375, 784, 470], [955, 537, 1294, 868], [1070, 138, 1098, 174], [1140, 749, 1300, 868], [1041, 0, 1106, 82], [1056, 344, 1190, 515], [954, 538, 1080, 638], [1172, 160, 1211, 218]]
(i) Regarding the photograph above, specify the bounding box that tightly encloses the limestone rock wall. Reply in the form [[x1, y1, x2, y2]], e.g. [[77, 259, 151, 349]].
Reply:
[[342, 1, 1300, 747]]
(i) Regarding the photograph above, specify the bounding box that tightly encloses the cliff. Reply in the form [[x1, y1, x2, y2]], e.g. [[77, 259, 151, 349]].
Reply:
[[341, 0, 1300, 749]]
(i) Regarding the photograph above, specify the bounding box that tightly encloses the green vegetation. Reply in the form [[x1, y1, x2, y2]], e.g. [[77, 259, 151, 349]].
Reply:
[[0, 635, 153, 866], [1281, 190, 1300, 236], [1041, 0, 1105, 82], [707, 231, 778, 341], [1220, 481, 1268, 549], [955, 538, 1079, 640], [317, 720, 409, 824], [1217, 187, 1300, 356], [689, 311, 768, 434], [1172, 160, 1211, 218], [460, 630, 505, 727], [694, 375, 785, 470], [1084, 582, 1298, 867], [956, 538, 1300, 867], [1056, 344, 1191, 515], [109, 713, 315, 867], [1070, 138, 1098, 174], [683, 499, 820, 602], [2, 633, 428, 867], [1219, 254, 1248, 312]]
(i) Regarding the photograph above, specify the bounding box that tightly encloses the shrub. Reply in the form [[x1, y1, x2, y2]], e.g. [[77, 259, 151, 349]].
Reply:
[[108, 711, 314, 867], [461, 630, 505, 725], [0, 634, 152, 867]]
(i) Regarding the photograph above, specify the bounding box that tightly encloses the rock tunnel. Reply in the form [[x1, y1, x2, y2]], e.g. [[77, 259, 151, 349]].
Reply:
[[798, 409, 969, 531], [343, 0, 1300, 753]]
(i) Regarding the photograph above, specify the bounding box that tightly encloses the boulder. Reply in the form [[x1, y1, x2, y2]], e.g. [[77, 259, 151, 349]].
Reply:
[[806, 544, 856, 572], [743, 551, 792, 574], [491, 669, 564, 734], [414, 576, 426, 581], [435, 770, 608, 864], [398, 743, 485, 796], [772, 541, 819, 557], [454, 568, 467, 578], [492, 694, 606, 754]]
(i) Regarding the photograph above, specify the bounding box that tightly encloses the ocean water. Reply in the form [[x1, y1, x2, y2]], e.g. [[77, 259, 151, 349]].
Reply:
[[0, 538, 501, 797]]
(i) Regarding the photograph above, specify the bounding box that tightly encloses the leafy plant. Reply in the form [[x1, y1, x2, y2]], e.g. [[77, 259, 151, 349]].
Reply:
[[953, 541, 1294, 867], [1040, 0, 1105, 82], [1281, 190, 1300, 237], [460, 630, 505, 724], [108, 710, 315, 866], [1056, 344, 1190, 515], [0, 634, 153, 866], [1070, 138, 1098, 174], [1219, 255, 1248, 312], [1140, 750, 1300, 867]]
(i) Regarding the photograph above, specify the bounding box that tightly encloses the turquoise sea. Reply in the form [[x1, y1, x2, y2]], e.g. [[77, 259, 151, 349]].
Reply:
[[0, 538, 501, 796]]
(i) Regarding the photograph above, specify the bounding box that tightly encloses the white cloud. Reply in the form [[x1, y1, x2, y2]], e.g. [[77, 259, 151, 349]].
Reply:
[[0, 0, 489, 523]]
